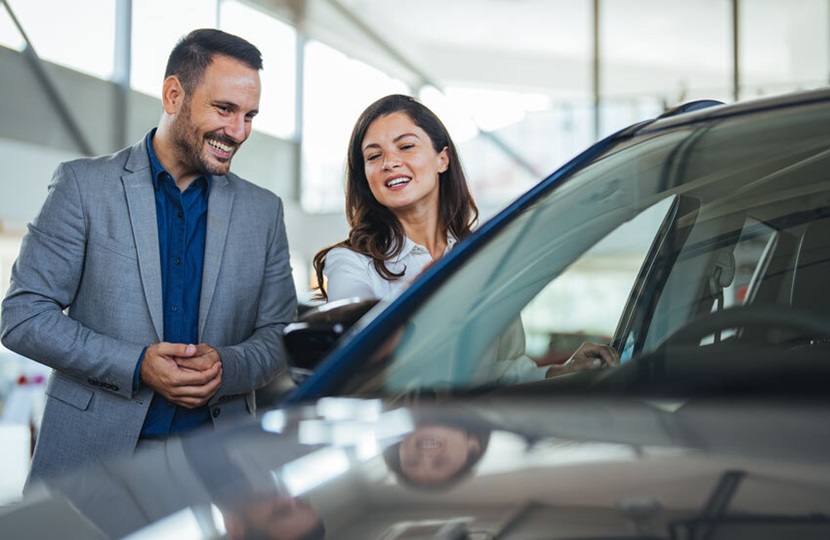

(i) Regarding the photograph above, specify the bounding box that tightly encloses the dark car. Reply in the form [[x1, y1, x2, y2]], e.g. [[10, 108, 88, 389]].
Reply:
[[284, 87, 830, 403], [3, 88, 830, 540], [3, 397, 830, 539]]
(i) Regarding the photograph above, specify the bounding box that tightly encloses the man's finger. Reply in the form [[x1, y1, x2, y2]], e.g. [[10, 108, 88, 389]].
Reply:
[[168, 362, 222, 386], [166, 375, 223, 408], [150, 342, 197, 358]]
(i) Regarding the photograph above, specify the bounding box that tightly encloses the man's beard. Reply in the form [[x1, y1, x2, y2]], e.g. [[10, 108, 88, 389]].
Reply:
[[170, 100, 236, 177]]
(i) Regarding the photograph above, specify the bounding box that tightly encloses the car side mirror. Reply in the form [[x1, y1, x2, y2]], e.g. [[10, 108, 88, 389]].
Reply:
[[283, 298, 380, 384]]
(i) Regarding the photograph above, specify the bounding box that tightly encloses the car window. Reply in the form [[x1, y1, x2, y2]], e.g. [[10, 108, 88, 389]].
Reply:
[[617, 105, 830, 357], [521, 198, 675, 366]]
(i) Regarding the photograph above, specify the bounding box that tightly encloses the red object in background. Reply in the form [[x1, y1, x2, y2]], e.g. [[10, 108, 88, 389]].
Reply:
[[7, 373, 46, 457], [737, 285, 748, 303]]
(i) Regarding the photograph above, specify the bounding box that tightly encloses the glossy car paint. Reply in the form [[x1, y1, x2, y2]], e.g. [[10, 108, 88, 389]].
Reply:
[[3, 397, 829, 539]]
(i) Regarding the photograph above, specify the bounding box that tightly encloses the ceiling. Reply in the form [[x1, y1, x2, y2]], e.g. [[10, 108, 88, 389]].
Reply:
[[247, 0, 828, 105], [248, 0, 750, 102]]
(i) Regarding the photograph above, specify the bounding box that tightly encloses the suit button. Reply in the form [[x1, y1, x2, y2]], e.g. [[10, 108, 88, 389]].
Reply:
[[212, 407, 221, 418]]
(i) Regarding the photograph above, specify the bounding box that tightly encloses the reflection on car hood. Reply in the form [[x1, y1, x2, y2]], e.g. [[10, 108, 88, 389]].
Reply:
[[2, 396, 830, 539]]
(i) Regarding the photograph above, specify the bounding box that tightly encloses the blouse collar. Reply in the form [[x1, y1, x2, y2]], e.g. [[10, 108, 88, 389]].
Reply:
[[391, 232, 458, 263]]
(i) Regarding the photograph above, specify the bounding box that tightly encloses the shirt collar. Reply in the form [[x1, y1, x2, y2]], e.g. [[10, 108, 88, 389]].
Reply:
[[392, 232, 458, 263], [145, 129, 211, 192]]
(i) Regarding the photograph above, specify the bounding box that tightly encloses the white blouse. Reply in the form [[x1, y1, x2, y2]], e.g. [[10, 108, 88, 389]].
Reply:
[[323, 235, 457, 302]]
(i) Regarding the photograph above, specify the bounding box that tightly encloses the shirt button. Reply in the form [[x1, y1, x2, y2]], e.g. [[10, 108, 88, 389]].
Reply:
[[174, 258, 181, 265], [212, 407, 221, 418], [171, 306, 178, 312], [177, 211, 183, 218]]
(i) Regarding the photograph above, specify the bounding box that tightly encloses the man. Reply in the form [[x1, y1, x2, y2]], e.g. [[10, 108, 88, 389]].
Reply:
[[0, 28, 297, 485]]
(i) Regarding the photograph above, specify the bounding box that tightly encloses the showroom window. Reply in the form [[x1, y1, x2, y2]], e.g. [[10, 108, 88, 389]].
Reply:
[[600, 0, 733, 105], [219, 0, 297, 140], [739, 0, 830, 98], [301, 40, 408, 213], [0, 0, 115, 79], [130, 0, 218, 98]]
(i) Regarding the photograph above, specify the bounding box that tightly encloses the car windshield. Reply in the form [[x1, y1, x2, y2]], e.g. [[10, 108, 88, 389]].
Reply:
[[336, 98, 830, 400]]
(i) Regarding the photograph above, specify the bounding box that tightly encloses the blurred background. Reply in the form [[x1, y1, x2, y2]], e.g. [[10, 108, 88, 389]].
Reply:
[[0, 0, 828, 500]]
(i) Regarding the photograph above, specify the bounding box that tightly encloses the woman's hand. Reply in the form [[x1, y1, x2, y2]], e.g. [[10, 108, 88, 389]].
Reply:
[[545, 342, 620, 378]]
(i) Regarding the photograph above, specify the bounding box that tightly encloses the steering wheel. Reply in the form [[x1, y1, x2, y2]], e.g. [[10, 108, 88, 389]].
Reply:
[[661, 304, 830, 348]]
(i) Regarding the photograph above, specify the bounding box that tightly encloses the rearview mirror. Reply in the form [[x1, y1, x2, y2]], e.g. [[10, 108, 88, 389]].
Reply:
[[283, 298, 380, 384]]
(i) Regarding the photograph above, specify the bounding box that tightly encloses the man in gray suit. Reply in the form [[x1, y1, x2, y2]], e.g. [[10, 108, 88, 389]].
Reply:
[[0, 29, 298, 486]]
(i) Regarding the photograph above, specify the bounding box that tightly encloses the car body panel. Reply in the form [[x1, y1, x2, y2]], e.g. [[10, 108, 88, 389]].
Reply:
[[3, 397, 830, 539]]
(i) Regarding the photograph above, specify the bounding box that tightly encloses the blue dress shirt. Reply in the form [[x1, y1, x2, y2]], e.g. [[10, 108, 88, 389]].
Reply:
[[139, 130, 212, 437]]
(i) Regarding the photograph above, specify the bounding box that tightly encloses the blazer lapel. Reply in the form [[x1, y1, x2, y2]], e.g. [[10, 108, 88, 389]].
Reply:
[[200, 175, 234, 339], [122, 142, 164, 342]]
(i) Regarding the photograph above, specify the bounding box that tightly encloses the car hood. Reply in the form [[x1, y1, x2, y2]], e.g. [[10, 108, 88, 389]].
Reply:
[[3, 396, 830, 539]]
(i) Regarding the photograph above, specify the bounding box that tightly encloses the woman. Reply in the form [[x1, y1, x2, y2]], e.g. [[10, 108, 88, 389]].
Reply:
[[313, 94, 477, 302], [314, 94, 619, 378]]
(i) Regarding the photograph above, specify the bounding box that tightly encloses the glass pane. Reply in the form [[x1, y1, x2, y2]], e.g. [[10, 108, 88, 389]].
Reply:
[[601, 0, 732, 103], [456, 133, 539, 218], [220, 0, 296, 139], [522, 198, 674, 364], [491, 101, 597, 177], [0, 5, 24, 50], [439, 87, 572, 213], [740, 0, 830, 98], [131, 0, 217, 97], [599, 97, 664, 140], [301, 40, 408, 213], [0, 0, 115, 79]]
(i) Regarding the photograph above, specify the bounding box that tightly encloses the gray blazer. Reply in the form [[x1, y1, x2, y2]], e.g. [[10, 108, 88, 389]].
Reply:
[[1, 139, 298, 483]]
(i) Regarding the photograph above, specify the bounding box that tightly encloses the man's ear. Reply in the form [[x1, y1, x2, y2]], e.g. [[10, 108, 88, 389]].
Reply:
[[161, 76, 186, 114]]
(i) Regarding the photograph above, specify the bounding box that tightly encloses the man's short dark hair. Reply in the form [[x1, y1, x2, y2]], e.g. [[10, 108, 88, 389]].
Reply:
[[165, 28, 263, 92]]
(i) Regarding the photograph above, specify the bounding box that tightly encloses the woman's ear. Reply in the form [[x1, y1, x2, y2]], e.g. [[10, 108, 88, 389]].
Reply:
[[438, 147, 450, 174]]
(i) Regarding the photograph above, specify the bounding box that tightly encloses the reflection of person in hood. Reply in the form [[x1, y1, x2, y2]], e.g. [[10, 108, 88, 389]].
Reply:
[[222, 493, 324, 540], [178, 428, 326, 540], [383, 409, 492, 489], [39, 420, 327, 540]]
